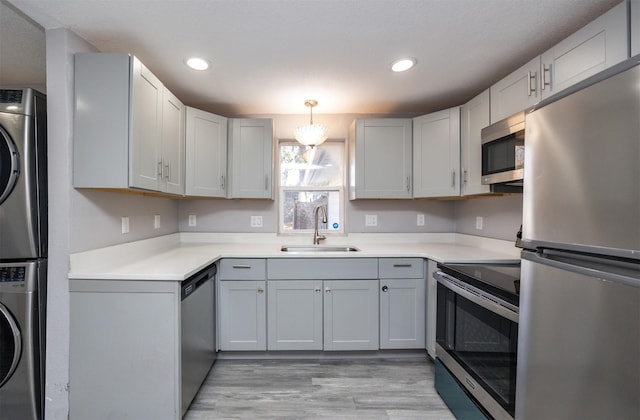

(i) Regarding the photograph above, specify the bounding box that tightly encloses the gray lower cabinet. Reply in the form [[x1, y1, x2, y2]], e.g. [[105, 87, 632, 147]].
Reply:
[[218, 280, 266, 351], [323, 279, 379, 351], [267, 280, 323, 350], [266, 258, 380, 351], [218, 259, 267, 351], [379, 258, 426, 349], [69, 279, 181, 420]]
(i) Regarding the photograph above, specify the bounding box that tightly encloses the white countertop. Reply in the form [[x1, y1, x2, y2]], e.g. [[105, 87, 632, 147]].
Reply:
[[69, 232, 521, 281]]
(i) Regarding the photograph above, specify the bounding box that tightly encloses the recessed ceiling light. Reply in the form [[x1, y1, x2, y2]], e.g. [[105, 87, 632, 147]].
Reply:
[[391, 58, 416, 72], [185, 57, 210, 71]]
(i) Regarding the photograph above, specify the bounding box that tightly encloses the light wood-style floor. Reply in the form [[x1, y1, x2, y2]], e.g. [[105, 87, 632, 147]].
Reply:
[[184, 357, 456, 419]]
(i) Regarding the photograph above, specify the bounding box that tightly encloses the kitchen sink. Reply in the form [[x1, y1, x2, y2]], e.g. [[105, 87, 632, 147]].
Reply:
[[280, 245, 360, 253]]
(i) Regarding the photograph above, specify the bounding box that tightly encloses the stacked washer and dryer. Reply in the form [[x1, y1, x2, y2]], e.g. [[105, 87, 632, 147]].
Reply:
[[0, 88, 47, 420]]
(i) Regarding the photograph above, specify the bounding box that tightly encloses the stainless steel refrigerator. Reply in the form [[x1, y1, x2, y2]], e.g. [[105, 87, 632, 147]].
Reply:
[[517, 58, 640, 419]]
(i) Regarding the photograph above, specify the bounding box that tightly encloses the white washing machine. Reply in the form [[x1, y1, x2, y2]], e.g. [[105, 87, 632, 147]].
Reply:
[[0, 88, 47, 420]]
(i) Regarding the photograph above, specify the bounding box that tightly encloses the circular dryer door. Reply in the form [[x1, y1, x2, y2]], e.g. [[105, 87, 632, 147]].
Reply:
[[0, 302, 21, 387], [0, 125, 20, 206]]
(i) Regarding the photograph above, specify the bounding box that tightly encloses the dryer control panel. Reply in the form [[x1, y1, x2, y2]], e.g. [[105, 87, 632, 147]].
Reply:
[[0, 266, 25, 283]]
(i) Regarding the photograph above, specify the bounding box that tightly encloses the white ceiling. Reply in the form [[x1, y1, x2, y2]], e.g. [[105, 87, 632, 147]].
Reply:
[[3, 0, 622, 116]]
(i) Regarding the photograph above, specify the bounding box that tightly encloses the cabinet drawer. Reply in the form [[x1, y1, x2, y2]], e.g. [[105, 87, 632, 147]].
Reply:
[[219, 259, 266, 280], [267, 258, 378, 279], [379, 258, 423, 278]]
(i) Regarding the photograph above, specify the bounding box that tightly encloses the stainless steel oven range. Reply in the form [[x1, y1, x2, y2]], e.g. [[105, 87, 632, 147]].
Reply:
[[433, 262, 520, 420]]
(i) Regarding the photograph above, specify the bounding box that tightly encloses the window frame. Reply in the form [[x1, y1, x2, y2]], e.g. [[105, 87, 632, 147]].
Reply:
[[277, 139, 347, 236]]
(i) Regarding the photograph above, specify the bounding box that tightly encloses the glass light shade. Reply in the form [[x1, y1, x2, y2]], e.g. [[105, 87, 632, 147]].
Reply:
[[294, 123, 329, 147]]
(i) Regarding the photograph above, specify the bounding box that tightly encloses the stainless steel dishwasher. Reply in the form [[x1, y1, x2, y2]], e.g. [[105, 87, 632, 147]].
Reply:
[[181, 264, 216, 416]]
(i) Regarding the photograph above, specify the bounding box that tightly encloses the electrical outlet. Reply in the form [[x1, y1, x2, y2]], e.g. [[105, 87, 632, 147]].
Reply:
[[476, 216, 483, 230], [251, 215, 263, 227], [121, 216, 130, 234], [417, 213, 425, 226], [188, 214, 197, 227], [154, 215, 161, 229], [365, 214, 378, 227]]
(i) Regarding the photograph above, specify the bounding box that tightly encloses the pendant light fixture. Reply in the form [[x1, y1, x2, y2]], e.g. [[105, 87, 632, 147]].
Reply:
[[294, 99, 328, 148]]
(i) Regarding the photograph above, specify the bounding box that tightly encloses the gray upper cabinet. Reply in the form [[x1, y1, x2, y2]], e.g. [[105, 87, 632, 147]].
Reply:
[[160, 89, 185, 195], [129, 57, 163, 191], [460, 89, 491, 196], [349, 119, 413, 199], [412, 107, 461, 198], [490, 56, 541, 123], [491, 2, 628, 122], [74, 53, 185, 194], [185, 107, 228, 197], [228, 118, 274, 199], [540, 1, 628, 100]]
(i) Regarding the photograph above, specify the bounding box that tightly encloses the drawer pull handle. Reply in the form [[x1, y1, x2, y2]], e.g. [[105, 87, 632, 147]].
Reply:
[[257, 287, 264, 294], [232, 265, 252, 269], [393, 264, 412, 268]]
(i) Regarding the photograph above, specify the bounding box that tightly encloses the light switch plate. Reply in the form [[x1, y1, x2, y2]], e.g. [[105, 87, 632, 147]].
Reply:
[[417, 214, 425, 226], [188, 215, 197, 227], [154, 215, 161, 229], [476, 216, 483, 230]]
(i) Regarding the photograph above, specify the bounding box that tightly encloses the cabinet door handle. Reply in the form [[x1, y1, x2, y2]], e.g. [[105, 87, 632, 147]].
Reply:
[[265, 175, 269, 191], [157, 160, 163, 177], [232, 265, 252, 269], [164, 160, 171, 179], [393, 264, 412, 268], [381, 285, 388, 292], [463, 169, 468, 184], [527, 71, 537, 96], [314, 287, 321, 293], [325, 287, 331, 294], [451, 171, 456, 188], [406, 176, 410, 192], [220, 175, 225, 190], [257, 287, 264, 294], [541, 63, 552, 90]]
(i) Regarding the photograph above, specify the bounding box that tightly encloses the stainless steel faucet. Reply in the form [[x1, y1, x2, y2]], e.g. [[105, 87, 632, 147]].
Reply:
[[313, 205, 328, 245]]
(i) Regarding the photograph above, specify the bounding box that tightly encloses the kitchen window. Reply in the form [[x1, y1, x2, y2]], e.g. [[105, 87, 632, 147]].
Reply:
[[278, 140, 345, 235]]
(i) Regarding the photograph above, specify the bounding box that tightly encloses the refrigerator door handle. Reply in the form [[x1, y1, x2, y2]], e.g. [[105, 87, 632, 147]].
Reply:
[[522, 250, 640, 289]]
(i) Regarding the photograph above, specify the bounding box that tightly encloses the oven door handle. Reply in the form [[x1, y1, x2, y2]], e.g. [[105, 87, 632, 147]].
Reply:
[[434, 271, 519, 323]]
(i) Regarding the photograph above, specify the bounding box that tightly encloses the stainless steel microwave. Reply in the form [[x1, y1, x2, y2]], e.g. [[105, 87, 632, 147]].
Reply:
[[481, 111, 525, 192]]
